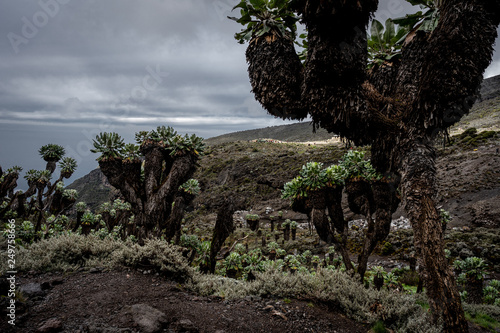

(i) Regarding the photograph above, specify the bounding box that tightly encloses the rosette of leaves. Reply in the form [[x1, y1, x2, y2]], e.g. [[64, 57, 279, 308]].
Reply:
[[196, 241, 212, 273], [166, 133, 205, 157], [113, 198, 131, 211], [91, 132, 125, 161], [6, 166, 22, 175], [339, 150, 380, 181], [282, 176, 306, 201], [234, 243, 247, 255], [39, 144, 65, 162], [229, 0, 300, 44], [24, 170, 40, 186], [59, 157, 77, 178], [81, 211, 95, 226], [99, 202, 112, 213], [225, 252, 242, 277], [324, 165, 346, 187], [123, 144, 141, 161], [179, 234, 201, 251], [179, 179, 200, 196], [454, 257, 487, 281], [299, 162, 327, 191], [267, 241, 280, 252], [483, 285, 499, 305], [368, 19, 409, 68], [75, 202, 87, 213], [245, 213, 260, 221], [36, 170, 52, 186], [454, 257, 488, 304], [62, 189, 78, 201], [391, 0, 440, 35]]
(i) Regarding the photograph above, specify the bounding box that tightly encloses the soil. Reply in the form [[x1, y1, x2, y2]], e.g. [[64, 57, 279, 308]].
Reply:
[[2, 269, 369, 333]]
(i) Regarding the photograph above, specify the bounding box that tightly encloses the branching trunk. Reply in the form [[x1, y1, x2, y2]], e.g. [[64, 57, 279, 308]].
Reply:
[[242, 1, 500, 330], [401, 139, 467, 332]]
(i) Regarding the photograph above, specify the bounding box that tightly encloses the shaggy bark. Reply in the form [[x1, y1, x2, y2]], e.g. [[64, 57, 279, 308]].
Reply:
[[242, 0, 500, 330], [400, 139, 466, 331], [98, 150, 199, 242], [209, 199, 236, 274]]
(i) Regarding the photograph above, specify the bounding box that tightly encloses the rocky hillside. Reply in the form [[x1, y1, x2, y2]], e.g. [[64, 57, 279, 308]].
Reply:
[[66, 168, 115, 212], [68, 75, 500, 227]]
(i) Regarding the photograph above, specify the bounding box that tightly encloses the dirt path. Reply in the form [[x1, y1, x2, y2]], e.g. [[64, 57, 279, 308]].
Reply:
[[2, 270, 368, 333]]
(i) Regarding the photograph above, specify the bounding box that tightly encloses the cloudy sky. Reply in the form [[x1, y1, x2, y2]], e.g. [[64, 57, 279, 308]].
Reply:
[[1, 0, 499, 188]]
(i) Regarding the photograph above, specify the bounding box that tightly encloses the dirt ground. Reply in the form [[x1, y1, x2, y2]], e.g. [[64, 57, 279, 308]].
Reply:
[[2, 269, 369, 333], [1, 269, 492, 333]]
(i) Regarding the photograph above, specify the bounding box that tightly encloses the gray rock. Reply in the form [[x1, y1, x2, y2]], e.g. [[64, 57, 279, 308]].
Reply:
[[37, 318, 63, 332], [20, 282, 44, 298], [127, 304, 169, 333], [171, 319, 199, 333]]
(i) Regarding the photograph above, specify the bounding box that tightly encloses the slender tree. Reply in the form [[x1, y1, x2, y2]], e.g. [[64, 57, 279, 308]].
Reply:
[[230, 0, 500, 331], [91, 126, 205, 241]]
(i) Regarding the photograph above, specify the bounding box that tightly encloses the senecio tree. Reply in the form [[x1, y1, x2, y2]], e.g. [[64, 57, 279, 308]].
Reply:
[[91, 126, 204, 241], [0, 144, 78, 229], [229, 0, 500, 331], [282, 151, 399, 281]]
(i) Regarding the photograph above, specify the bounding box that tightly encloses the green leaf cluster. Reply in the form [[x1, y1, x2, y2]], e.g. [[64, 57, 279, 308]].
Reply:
[[59, 157, 77, 177], [228, 0, 299, 44], [338, 150, 380, 180], [92, 126, 205, 161], [282, 150, 380, 202], [368, 19, 409, 67], [179, 179, 201, 196], [91, 132, 126, 161], [392, 0, 440, 33], [245, 213, 260, 221], [367, 1, 440, 68], [24, 169, 52, 185], [454, 257, 488, 280], [39, 144, 65, 162]]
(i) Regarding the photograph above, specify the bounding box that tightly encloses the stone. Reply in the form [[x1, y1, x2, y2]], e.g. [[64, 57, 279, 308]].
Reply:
[[20, 282, 44, 298], [37, 318, 63, 332], [171, 319, 199, 333], [128, 304, 169, 333]]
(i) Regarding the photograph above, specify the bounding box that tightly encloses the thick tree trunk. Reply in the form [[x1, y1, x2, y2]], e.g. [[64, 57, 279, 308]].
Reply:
[[401, 140, 467, 332], [465, 276, 484, 305], [209, 199, 236, 274]]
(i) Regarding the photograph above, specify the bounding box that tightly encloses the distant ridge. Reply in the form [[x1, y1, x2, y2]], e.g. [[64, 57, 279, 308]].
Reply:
[[205, 122, 334, 145], [206, 74, 500, 145]]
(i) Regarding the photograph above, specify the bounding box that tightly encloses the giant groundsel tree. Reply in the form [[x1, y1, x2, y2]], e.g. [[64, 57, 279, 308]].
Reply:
[[91, 126, 205, 242], [229, 0, 500, 331]]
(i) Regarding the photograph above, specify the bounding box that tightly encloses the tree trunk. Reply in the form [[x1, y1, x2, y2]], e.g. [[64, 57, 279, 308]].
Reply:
[[466, 276, 484, 305], [357, 180, 398, 282], [401, 140, 467, 332], [209, 199, 235, 274]]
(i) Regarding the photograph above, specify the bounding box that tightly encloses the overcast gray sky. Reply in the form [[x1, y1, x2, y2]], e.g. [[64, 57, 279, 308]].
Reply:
[[1, 0, 499, 188]]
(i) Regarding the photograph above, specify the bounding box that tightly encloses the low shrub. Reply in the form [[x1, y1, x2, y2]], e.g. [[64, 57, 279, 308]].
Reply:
[[0, 233, 193, 282], [186, 267, 441, 332]]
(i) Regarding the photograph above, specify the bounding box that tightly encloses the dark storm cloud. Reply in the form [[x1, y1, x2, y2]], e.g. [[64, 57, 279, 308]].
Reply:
[[1, 0, 499, 186]]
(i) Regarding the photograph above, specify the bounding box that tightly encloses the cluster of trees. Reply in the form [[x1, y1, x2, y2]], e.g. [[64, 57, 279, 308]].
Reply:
[[0, 144, 78, 234], [282, 150, 399, 281], [229, 0, 500, 331], [90, 126, 205, 242]]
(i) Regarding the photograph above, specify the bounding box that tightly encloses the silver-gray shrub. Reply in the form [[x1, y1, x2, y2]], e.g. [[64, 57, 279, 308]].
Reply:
[[0, 233, 193, 282], [187, 267, 441, 332]]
